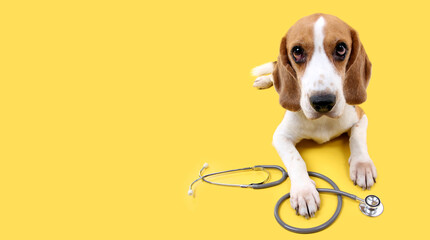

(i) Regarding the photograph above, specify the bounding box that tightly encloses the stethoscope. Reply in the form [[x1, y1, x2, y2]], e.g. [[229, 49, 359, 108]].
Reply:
[[188, 163, 383, 234]]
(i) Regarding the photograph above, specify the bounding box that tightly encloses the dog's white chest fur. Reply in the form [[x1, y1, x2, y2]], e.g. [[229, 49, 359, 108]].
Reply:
[[279, 105, 359, 144]]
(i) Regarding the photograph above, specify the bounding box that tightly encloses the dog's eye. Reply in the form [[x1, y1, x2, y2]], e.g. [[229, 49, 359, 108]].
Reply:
[[291, 46, 306, 63], [334, 42, 347, 60]]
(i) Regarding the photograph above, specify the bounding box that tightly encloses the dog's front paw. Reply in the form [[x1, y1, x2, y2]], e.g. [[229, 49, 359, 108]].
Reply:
[[349, 156, 377, 190], [290, 179, 320, 218]]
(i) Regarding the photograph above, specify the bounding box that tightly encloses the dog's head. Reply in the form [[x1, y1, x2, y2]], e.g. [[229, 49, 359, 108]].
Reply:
[[273, 13, 371, 119]]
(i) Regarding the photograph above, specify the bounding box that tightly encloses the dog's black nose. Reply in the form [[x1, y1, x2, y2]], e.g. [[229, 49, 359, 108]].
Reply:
[[310, 94, 336, 113]]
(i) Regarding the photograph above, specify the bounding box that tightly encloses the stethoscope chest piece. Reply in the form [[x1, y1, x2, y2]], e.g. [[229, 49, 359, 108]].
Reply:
[[359, 195, 384, 217]]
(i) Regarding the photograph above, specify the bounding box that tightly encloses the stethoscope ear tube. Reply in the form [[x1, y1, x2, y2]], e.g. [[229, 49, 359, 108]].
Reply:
[[250, 165, 288, 189], [194, 164, 288, 189]]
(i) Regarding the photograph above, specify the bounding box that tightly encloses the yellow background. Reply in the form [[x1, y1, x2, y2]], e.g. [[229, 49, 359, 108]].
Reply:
[[0, 0, 429, 239]]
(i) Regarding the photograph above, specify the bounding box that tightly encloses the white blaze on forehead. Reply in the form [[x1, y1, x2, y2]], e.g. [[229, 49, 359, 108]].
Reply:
[[301, 16, 342, 94], [299, 16, 346, 119], [313, 17, 326, 54]]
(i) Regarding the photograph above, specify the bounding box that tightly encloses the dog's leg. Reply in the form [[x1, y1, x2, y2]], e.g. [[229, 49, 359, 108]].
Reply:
[[273, 133, 320, 218], [349, 114, 377, 189]]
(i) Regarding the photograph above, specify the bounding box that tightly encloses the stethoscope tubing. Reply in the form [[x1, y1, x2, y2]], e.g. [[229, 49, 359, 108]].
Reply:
[[190, 164, 378, 234]]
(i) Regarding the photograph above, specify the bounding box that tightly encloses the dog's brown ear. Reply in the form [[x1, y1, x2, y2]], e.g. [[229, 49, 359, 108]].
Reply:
[[273, 36, 301, 111], [344, 29, 372, 105]]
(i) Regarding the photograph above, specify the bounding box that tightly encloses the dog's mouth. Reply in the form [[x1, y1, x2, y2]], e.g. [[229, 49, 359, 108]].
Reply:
[[306, 112, 342, 120], [325, 109, 343, 119], [304, 103, 343, 120]]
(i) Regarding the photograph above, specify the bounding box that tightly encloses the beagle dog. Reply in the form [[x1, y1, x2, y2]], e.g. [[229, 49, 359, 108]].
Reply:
[[252, 13, 376, 218]]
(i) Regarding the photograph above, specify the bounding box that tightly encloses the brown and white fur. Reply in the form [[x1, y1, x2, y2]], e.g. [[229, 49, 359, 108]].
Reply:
[[252, 13, 376, 218]]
